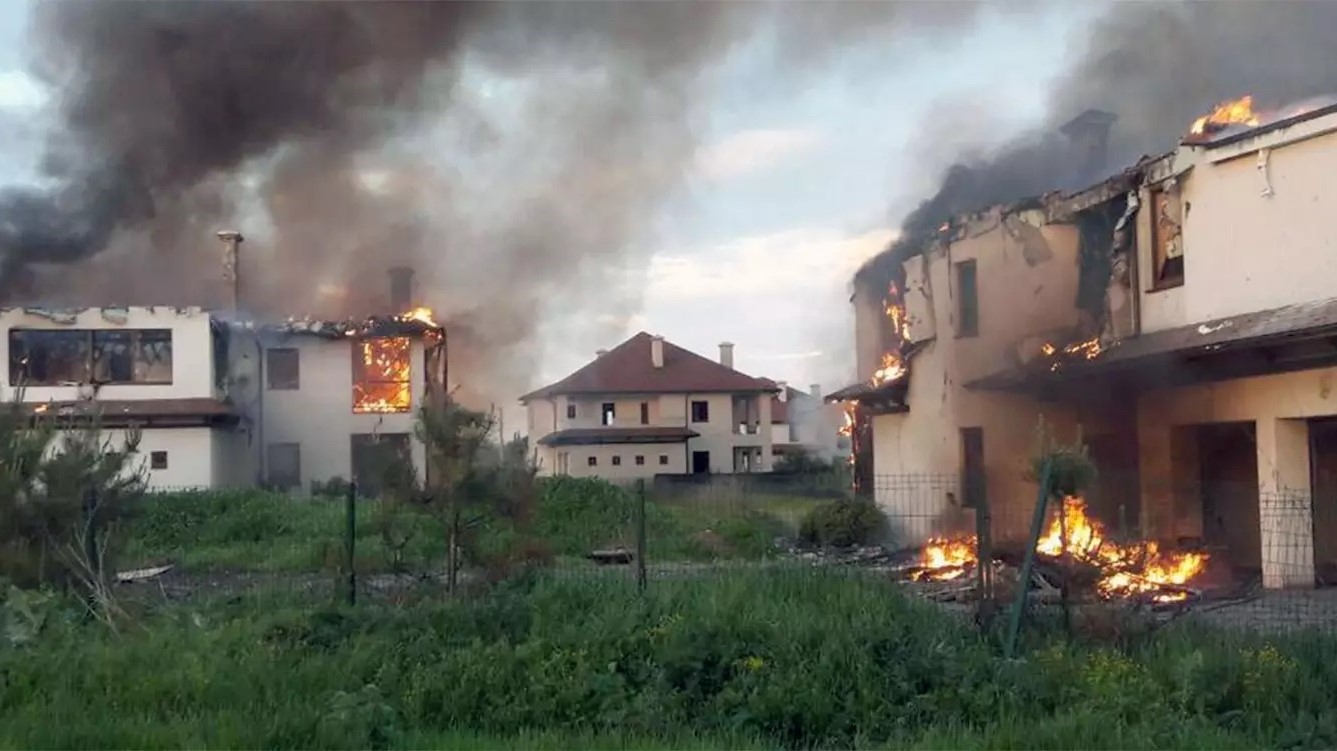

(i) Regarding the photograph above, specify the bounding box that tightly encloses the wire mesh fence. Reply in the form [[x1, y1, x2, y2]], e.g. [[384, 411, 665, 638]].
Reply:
[[101, 471, 1337, 642]]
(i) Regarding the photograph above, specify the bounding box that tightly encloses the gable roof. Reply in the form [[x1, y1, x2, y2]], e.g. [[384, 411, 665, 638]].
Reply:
[[521, 332, 777, 401]]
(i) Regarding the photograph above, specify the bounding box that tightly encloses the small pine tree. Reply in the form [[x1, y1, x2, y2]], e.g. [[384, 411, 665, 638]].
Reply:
[[0, 390, 146, 627]]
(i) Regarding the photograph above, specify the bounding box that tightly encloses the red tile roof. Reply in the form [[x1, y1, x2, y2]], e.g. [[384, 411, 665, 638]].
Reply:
[[522, 332, 777, 401]]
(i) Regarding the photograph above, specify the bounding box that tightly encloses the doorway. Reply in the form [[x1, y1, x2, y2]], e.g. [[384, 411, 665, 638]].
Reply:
[[1197, 422, 1260, 570], [692, 451, 710, 475], [1309, 418, 1337, 583]]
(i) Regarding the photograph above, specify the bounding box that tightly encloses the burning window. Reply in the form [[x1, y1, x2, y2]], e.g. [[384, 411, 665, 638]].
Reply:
[[8, 328, 172, 386], [955, 260, 978, 338], [266, 348, 300, 390], [352, 337, 412, 413], [1150, 186, 1184, 288]]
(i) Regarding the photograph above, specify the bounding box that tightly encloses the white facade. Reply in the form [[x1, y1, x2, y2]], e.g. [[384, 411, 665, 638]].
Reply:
[[259, 335, 431, 490]]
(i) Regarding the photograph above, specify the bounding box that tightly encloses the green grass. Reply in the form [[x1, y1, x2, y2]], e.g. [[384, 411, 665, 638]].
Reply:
[[5, 570, 1337, 749], [118, 479, 828, 575]]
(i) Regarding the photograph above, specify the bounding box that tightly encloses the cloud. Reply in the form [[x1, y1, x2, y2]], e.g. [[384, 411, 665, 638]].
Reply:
[[693, 127, 823, 181], [646, 226, 895, 303], [0, 70, 47, 111]]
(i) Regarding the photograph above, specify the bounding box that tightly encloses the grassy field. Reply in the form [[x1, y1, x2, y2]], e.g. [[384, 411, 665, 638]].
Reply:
[[3, 569, 1337, 749], [117, 478, 828, 576]]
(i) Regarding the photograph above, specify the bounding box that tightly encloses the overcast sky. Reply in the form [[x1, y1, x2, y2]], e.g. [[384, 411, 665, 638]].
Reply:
[[0, 2, 1106, 397]]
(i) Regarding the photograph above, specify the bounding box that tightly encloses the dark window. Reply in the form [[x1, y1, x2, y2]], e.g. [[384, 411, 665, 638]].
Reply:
[[566, 403, 577, 419], [956, 260, 978, 338], [960, 427, 984, 509], [691, 400, 709, 423], [8, 328, 174, 386], [266, 348, 300, 390], [635, 455, 645, 466], [659, 455, 669, 466], [601, 402, 615, 426], [692, 450, 710, 474], [640, 402, 650, 425], [1150, 187, 1185, 289], [150, 451, 168, 470], [588, 456, 598, 467], [612, 455, 622, 466], [267, 443, 301, 489], [350, 433, 412, 497]]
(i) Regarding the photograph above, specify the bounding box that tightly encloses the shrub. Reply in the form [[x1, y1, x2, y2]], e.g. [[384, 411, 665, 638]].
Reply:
[[797, 497, 886, 548]]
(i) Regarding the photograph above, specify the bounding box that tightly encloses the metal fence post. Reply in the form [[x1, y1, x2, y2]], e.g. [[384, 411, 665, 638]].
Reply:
[[1005, 459, 1052, 659], [345, 481, 357, 606], [636, 479, 648, 593], [975, 487, 995, 628]]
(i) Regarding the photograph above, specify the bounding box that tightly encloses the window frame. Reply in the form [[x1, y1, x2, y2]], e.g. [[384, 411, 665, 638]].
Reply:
[[955, 260, 979, 338], [150, 450, 169, 470], [690, 400, 709, 423], [566, 403, 577, 420], [266, 442, 302, 490], [612, 455, 622, 466], [1148, 186, 1185, 291], [8, 328, 174, 387], [601, 402, 616, 426], [266, 348, 301, 391], [587, 455, 598, 467], [351, 336, 413, 414], [640, 401, 650, 425]]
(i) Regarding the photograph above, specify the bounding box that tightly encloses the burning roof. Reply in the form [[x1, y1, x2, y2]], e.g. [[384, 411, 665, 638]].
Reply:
[[235, 306, 443, 340]]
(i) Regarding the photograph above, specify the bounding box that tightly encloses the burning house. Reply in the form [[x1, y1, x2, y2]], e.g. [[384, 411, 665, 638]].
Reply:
[[1, 270, 447, 493], [835, 95, 1337, 594]]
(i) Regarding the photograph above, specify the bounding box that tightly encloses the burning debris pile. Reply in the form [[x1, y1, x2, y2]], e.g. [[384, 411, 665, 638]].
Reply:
[[892, 497, 1209, 607]]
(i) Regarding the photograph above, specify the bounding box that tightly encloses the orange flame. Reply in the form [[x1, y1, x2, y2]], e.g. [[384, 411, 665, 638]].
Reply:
[[353, 336, 412, 413], [399, 306, 437, 327], [872, 282, 910, 386], [1190, 95, 1260, 136], [1037, 497, 1207, 602], [911, 535, 978, 581]]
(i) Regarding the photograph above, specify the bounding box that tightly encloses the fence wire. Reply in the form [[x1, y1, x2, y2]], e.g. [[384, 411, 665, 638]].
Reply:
[[105, 473, 1337, 640]]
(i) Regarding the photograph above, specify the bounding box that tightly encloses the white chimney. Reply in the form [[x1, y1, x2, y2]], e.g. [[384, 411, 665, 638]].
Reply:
[[719, 341, 734, 369], [810, 383, 822, 400], [651, 336, 664, 368], [777, 380, 788, 402], [596, 349, 608, 359]]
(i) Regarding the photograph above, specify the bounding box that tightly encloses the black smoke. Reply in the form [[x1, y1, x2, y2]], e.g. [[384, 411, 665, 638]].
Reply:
[[858, 0, 1337, 294]]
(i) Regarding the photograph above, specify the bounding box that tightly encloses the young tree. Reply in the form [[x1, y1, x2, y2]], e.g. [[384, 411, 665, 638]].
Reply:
[[378, 398, 545, 592], [0, 393, 146, 628]]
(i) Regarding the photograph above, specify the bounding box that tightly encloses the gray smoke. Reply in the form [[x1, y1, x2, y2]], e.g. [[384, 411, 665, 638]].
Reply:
[[1, 0, 1007, 407], [859, 0, 1337, 294]]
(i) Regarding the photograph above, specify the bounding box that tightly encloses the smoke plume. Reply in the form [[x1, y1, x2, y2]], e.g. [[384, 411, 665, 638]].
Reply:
[[1, 0, 1005, 407], [860, 0, 1337, 292]]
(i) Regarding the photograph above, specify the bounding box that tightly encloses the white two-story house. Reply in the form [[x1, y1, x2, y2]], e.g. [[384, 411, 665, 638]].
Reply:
[[1, 301, 446, 492], [522, 333, 778, 480]]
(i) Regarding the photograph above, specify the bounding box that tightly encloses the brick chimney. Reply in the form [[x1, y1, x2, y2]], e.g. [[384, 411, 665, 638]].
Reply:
[[595, 349, 608, 359], [719, 341, 734, 370], [1060, 109, 1118, 178], [389, 267, 414, 312], [651, 336, 664, 368]]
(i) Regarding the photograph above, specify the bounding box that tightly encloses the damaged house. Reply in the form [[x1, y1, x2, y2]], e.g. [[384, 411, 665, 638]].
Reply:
[[835, 96, 1337, 591], [1, 270, 446, 493]]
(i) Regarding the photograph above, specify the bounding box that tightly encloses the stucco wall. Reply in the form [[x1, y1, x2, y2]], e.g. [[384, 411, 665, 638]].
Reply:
[[123, 427, 217, 490], [548, 443, 689, 480], [863, 207, 1100, 542], [0, 307, 217, 400], [1139, 116, 1337, 334], [262, 336, 428, 489]]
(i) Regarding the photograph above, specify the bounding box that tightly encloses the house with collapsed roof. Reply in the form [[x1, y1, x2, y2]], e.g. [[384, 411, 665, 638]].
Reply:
[[1, 272, 446, 492], [832, 97, 1337, 590], [521, 334, 779, 479]]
